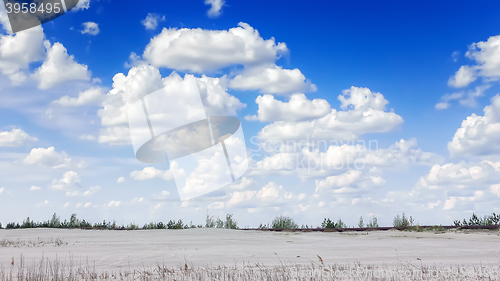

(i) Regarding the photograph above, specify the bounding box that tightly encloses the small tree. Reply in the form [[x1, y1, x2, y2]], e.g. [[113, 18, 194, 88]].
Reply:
[[358, 216, 364, 228], [167, 219, 186, 229], [215, 217, 224, 228], [393, 212, 410, 228], [321, 218, 335, 228], [224, 214, 238, 229], [366, 216, 378, 228], [21, 217, 34, 228], [322, 218, 346, 229], [49, 213, 60, 228], [205, 214, 215, 228], [68, 214, 80, 228]]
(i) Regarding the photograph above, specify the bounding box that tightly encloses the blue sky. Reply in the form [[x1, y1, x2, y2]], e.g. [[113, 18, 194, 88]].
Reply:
[[0, 0, 500, 227]]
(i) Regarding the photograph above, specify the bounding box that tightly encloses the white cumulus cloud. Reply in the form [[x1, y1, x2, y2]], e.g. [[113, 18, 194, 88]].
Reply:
[[142, 23, 288, 73], [448, 94, 500, 156], [257, 86, 403, 142], [246, 93, 330, 122], [52, 87, 104, 106], [0, 128, 37, 147], [32, 41, 91, 89], [229, 64, 316, 95]]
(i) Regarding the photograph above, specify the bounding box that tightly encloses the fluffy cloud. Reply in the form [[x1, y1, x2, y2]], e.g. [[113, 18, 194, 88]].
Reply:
[[98, 66, 244, 145], [196, 75, 246, 116], [52, 87, 104, 106], [32, 41, 91, 89], [448, 34, 500, 88], [130, 167, 172, 180], [448, 65, 477, 88], [448, 94, 500, 156], [226, 181, 294, 208], [246, 93, 330, 122], [0, 26, 45, 84], [410, 161, 500, 212], [117, 177, 125, 183], [107, 200, 121, 207], [23, 146, 85, 169], [466, 34, 500, 79], [142, 23, 287, 73], [205, 0, 225, 18], [228, 64, 316, 95], [141, 13, 165, 30], [50, 171, 82, 190], [0, 128, 37, 147], [315, 170, 385, 195], [253, 138, 440, 178], [81, 22, 100, 35], [226, 177, 255, 190], [257, 86, 403, 142]]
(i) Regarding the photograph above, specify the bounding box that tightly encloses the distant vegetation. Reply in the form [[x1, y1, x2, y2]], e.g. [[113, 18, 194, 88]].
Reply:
[[1, 213, 237, 230], [453, 213, 500, 227], [392, 212, 414, 228], [270, 215, 298, 229], [321, 218, 346, 229], [0, 212, 498, 230]]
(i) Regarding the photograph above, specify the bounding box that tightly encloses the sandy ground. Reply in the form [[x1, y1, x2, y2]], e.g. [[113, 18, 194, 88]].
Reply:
[[0, 228, 498, 272]]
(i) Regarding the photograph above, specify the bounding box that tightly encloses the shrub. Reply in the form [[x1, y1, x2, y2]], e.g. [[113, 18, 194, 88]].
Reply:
[[393, 213, 414, 228], [271, 215, 298, 229], [224, 214, 238, 229], [93, 220, 111, 229], [205, 214, 216, 228], [49, 213, 60, 228], [167, 219, 186, 229], [21, 217, 35, 228], [453, 213, 500, 226], [366, 216, 378, 228], [321, 218, 346, 229], [215, 217, 224, 228], [6, 222, 19, 229], [258, 223, 269, 229], [358, 216, 364, 228], [126, 223, 139, 230]]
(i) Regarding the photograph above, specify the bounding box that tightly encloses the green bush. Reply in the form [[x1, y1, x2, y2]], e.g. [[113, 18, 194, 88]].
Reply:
[[393, 213, 414, 228], [224, 214, 238, 229], [358, 216, 364, 228], [453, 213, 500, 226], [167, 219, 186, 229], [205, 214, 216, 228], [321, 218, 346, 229], [271, 215, 298, 229], [21, 217, 35, 228], [6, 222, 20, 229], [366, 216, 378, 228]]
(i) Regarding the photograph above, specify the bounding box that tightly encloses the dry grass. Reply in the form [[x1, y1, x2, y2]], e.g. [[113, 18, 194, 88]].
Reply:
[[0, 255, 498, 280], [0, 237, 66, 248]]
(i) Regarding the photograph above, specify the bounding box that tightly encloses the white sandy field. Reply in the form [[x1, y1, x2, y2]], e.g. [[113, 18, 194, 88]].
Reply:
[[0, 228, 498, 272]]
